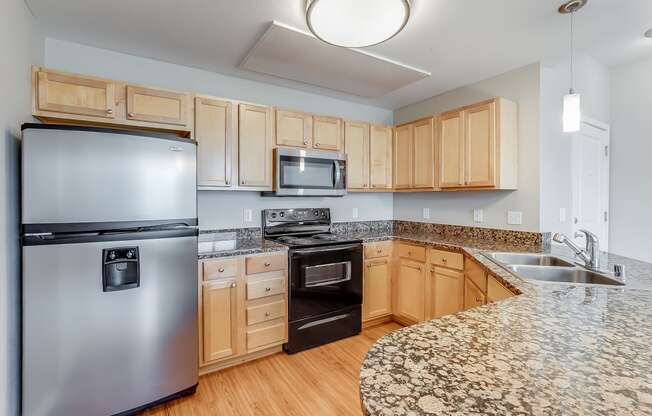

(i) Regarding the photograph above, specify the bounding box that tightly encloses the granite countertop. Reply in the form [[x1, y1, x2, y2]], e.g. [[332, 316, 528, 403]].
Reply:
[[197, 231, 287, 259], [355, 230, 652, 415]]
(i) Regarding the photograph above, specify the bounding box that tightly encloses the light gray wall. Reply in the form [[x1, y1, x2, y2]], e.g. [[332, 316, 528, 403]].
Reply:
[[1, 1, 43, 414], [539, 54, 610, 237], [609, 57, 652, 262], [198, 191, 394, 230], [393, 64, 541, 232], [44, 38, 395, 230]]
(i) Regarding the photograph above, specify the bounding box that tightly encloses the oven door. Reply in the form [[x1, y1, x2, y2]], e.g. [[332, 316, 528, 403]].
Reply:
[[275, 147, 346, 196], [288, 243, 362, 321]]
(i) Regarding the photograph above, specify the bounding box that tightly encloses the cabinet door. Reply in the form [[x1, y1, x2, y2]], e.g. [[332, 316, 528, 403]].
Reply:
[[276, 110, 312, 148], [239, 103, 272, 188], [413, 118, 435, 188], [363, 259, 392, 321], [464, 277, 486, 310], [439, 111, 464, 188], [396, 259, 425, 322], [313, 116, 342, 151], [126, 85, 189, 126], [370, 124, 393, 189], [465, 101, 496, 187], [393, 124, 413, 189], [202, 279, 238, 363], [429, 267, 464, 319], [195, 97, 234, 187], [36, 70, 116, 118], [344, 121, 370, 189]]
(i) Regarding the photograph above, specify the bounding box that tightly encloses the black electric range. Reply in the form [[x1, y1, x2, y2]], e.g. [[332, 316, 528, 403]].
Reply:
[[262, 208, 363, 354]]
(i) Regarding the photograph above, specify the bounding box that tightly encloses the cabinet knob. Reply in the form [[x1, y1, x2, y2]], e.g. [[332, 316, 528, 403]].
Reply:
[[265, 312, 271, 317], [128, 112, 135, 118], [475, 296, 482, 302], [407, 251, 411, 256], [442, 258, 447, 263], [264, 262, 271, 267], [231, 282, 236, 288], [218, 268, 225, 273], [377, 249, 382, 254], [241, 180, 246, 185], [303, 140, 309, 145], [314, 142, 319, 147], [106, 108, 113, 114], [367, 264, 372, 268], [265, 287, 271, 292], [225, 180, 230, 185], [363, 184, 368, 188]]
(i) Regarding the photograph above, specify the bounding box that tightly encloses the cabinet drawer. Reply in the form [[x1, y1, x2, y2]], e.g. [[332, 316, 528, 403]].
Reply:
[[487, 276, 515, 302], [247, 275, 285, 300], [202, 258, 239, 281], [364, 241, 392, 259], [246, 254, 286, 275], [247, 299, 286, 326], [465, 259, 487, 293], [247, 321, 285, 351], [430, 249, 463, 271], [398, 243, 426, 262]]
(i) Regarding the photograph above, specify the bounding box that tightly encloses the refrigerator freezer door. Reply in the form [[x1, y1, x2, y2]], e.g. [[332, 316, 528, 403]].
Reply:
[[22, 232, 198, 416], [22, 126, 196, 229]]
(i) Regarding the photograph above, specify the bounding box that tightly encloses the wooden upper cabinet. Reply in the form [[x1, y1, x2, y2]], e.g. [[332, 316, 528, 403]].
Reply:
[[369, 124, 393, 189], [393, 124, 413, 189], [275, 110, 312, 148], [202, 278, 239, 363], [35, 69, 116, 118], [313, 116, 342, 151], [126, 85, 189, 126], [239, 103, 272, 188], [412, 117, 435, 189], [465, 101, 496, 187], [344, 121, 370, 190], [195, 96, 234, 188], [363, 258, 392, 321], [439, 111, 465, 188]]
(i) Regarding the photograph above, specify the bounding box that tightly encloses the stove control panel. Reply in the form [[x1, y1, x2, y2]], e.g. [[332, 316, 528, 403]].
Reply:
[[264, 208, 330, 223]]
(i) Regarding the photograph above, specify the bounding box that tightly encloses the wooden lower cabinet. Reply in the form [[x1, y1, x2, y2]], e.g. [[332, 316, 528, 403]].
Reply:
[[428, 266, 464, 319], [202, 278, 239, 362], [487, 276, 515, 303], [363, 258, 392, 321], [464, 277, 486, 310], [395, 259, 426, 323]]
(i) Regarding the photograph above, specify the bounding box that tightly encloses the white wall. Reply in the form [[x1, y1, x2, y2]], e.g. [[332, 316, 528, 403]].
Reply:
[[392, 64, 541, 232], [198, 191, 394, 230], [609, 57, 652, 263], [44, 38, 395, 230], [0, 1, 43, 414], [539, 55, 610, 237]]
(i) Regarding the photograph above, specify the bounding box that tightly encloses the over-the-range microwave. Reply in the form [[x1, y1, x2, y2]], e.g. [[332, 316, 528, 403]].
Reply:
[[265, 147, 347, 197]]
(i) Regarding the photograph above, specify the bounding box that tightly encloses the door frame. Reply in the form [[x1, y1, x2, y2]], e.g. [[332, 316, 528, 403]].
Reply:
[[571, 116, 610, 250]]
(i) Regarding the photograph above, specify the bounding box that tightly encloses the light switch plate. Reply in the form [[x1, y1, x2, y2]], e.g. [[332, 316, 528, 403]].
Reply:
[[507, 211, 523, 225], [352, 207, 359, 219], [422, 208, 430, 219], [559, 208, 567, 222], [243, 208, 253, 223], [473, 208, 484, 223]]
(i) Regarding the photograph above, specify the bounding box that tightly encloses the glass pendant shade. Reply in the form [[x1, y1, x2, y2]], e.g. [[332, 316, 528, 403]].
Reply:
[[562, 92, 581, 133], [306, 0, 410, 48]]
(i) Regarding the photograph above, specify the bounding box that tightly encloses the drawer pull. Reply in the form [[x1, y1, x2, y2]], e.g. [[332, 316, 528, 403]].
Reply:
[[265, 312, 271, 317], [231, 282, 236, 288], [128, 112, 135, 117], [264, 262, 271, 267], [218, 268, 225, 273], [265, 287, 271, 292], [106, 108, 113, 114]]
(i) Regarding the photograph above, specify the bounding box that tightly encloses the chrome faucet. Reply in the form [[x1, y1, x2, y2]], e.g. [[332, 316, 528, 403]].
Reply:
[[552, 230, 600, 270]]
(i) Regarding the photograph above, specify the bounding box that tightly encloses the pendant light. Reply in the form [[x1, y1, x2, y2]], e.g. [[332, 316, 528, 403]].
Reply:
[[306, 0, 411, 48], [559, 0, 587, 133]]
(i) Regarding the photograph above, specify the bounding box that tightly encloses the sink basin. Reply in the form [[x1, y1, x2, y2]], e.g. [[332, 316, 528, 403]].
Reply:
[[483, 252, 575, 267], [507, 265, 624, 286]]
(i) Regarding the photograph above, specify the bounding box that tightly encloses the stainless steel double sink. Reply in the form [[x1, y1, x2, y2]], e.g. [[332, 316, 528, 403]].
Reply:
[[482, 252, 624, 286]]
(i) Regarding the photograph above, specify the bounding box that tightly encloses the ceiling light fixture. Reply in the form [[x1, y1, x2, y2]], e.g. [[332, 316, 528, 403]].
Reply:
[[305, 0, 411, 48], [559, 0, 587, 133]]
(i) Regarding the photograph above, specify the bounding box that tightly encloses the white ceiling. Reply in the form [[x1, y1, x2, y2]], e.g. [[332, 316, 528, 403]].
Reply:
[[25, 0, 652, 109]]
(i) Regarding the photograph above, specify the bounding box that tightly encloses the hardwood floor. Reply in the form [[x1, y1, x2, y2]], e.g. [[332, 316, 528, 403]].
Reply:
[[143, 322, 401, 416]]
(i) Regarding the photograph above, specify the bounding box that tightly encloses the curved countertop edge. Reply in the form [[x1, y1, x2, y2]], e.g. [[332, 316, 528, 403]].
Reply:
[[356, 234, 652, 416]]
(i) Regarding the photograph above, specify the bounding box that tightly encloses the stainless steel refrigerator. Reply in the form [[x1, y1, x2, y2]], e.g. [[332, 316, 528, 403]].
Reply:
[[21, 124, 199, 416]]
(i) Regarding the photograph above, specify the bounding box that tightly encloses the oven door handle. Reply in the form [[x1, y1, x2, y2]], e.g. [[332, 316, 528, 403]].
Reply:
[[292, 243, 360, 256]]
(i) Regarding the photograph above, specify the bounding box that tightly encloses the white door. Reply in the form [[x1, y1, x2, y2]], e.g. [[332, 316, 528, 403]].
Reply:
[[571, 118, 610, 250]]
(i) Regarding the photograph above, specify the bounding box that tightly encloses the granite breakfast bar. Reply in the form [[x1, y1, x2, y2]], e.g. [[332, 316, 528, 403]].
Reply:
[[357, 231, 652, 415]]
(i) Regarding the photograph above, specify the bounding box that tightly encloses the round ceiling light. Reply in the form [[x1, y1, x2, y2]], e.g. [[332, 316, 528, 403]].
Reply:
[[306, 0, 411, 48]]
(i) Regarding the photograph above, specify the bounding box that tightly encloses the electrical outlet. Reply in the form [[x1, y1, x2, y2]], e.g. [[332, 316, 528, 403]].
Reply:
[[507, 211, 523, 225], [422, 208, 430, 219], [352, 207, 359, 219], [243, 208, 253, 223], [559, 208, 567, 222], [473, 208, 484, 223]]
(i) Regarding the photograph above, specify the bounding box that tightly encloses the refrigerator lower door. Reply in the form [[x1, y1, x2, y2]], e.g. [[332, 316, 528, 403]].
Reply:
[[22, 231, 198, 416]]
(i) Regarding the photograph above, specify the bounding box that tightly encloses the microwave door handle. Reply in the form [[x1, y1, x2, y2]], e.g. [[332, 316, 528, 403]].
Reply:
[[333, 160, 341, 187]]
